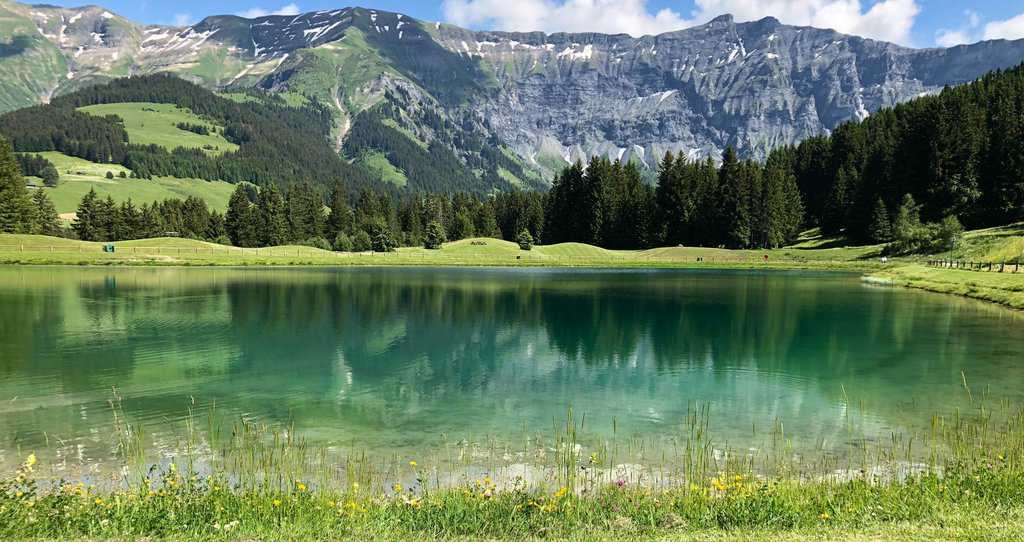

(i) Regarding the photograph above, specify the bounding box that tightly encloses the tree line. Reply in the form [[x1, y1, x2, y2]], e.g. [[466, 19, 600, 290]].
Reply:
[[788, 63, 1024, 243]]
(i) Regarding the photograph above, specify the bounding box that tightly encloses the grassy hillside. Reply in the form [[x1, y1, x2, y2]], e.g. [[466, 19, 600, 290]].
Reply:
[[866, 223, 1024, 310], [0, 3, 66, 113], [0, 234, 884, 269], [20, 151, 235, 214], [77, 102, 239, 155]]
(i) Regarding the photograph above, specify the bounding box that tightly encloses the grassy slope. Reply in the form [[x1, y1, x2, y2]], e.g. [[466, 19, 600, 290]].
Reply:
[[864, 223, 1024, 310], [0, 3, 66, 113], [77, 102, 239, 155], [355, 149, 408, 186], [0, 234, 882, 269], [21, 152, 235, 214]]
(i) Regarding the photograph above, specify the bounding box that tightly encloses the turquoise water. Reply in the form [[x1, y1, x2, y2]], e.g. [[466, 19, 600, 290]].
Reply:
[[1, 266, 1022, 470]]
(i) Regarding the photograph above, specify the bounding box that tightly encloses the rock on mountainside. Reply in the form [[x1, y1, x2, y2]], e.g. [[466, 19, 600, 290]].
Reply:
[[2, 0, 1024, 183]]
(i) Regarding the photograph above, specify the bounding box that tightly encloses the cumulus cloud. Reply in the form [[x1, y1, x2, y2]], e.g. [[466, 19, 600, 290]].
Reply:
[[934, 9, 992, 47], [984, 11, 1024, 41], [935, 29, 970, 47], [442, 0, 920, 44], [171, 13, 193, 27], [237, 3, 301, 19], [442, 0, 688, 37]]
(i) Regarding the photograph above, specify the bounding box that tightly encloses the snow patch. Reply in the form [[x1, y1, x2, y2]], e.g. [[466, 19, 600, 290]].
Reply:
[[102, 12, 114, 19], [656, 90, 677, 105], [557, 43, 593, 61], [68, 13, 83, 24]]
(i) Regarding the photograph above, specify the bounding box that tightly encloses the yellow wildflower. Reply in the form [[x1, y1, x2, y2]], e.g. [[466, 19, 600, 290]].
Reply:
[[94, 498, 104, 506], [296, 482, 308, 492], [24, 453, 37, 470], [554, 487, 570, 499], [393, 483, 403, 493], [819, 512, 831, 521], [409, 460, 418, 468], [272, 499, 282, 508]]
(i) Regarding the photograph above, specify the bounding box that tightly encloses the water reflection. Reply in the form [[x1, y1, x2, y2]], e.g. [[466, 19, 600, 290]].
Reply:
[[0, 267, 1022, 466]]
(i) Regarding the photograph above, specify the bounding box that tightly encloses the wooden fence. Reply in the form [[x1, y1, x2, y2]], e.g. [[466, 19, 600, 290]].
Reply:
[[927, 259, 1022, 273]]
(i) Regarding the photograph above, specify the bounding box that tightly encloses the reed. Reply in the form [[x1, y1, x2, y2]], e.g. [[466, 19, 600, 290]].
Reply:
[[2, 396, 1023, 541]]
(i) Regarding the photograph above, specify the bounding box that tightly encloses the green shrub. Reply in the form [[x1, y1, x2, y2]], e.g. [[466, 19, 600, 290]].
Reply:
[[298, 237, 332, 251], [333, 232, 354, 252], [352, 230, 373, 252], [517, 229, 534, 251]]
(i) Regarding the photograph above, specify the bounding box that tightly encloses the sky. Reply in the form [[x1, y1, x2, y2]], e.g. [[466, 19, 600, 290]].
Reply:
[[40, 0, 1024, 48]]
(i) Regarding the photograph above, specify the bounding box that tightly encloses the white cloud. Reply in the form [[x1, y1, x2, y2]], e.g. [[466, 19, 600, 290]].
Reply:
[[442, 0, 920, 44], [237, 3, 301, 19], [693, 0, 920, 44], [171, 13, 193, 27], [442, 0, 688, 37], [984, 12, 1024, 41], [935, 28, 969, 47]]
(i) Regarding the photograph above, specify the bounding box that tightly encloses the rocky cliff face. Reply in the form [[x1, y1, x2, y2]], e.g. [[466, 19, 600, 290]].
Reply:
[[2, 1, 1024, 180], [432, 14, 1024, 168]]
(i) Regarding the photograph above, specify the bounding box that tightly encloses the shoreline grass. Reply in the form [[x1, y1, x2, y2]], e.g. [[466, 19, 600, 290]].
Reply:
[[868, 264, 1024, 311], [3, 399, 1024, 541]]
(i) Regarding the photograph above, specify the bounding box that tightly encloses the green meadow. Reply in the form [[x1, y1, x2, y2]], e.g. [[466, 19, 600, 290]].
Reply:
[[21, 152, 236, 214], [77, 102, 239, 156]]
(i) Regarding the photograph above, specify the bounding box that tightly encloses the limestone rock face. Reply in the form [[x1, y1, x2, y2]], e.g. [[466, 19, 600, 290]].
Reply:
[[3, 2, 1024, 178]]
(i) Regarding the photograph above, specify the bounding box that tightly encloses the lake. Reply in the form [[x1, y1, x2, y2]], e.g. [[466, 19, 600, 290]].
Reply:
[[1, 266, 1022, 474]]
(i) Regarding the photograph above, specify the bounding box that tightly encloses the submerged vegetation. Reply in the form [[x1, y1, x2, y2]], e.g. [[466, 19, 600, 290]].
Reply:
[[3, 398, 1024, 541]]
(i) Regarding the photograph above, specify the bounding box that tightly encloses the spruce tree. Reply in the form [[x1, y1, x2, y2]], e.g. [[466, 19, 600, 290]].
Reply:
[[424, 221, 446, 249], [73, 189, 101, 241], [259, 184, 289, 247], [326, 182, 351, 239], [717, 147, 752, 248], [869, 198, 893, 243], [0, 137, 34, 233], [32, 191, 61, 236], [225, 185, 255, 247]]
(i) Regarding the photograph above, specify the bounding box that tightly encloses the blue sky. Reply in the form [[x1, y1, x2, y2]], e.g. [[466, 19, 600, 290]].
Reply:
[[42, 0, 1024, 47]]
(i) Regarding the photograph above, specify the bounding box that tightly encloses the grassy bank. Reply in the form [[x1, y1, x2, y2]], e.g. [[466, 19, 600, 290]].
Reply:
[[868, 265, 1024, 310], [0, 234, 881, 269], [3, 402, 1023, 542]]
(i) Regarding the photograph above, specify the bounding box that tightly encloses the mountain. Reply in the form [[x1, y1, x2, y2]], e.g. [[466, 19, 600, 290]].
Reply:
[[2, 0, 1024, 186]]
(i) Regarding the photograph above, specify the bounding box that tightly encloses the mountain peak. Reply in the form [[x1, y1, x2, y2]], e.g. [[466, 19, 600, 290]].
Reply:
[[709, 14, 734, 25]]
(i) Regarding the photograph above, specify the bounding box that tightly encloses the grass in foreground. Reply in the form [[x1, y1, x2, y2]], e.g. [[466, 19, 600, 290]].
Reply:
[[2, 402, 1023, 541]]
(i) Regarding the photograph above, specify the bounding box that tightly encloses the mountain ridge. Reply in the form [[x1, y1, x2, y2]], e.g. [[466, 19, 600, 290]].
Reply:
[[2, 0, 1024, 185]]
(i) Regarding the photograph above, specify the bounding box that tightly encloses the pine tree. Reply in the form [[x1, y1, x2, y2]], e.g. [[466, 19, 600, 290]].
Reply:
[[869, 198, 893, 243], [72, 188, 101, 241], [517, 229, 534, 251], [0, 137, 34, 233], [369, 221, 396, 252], [475, 204, 500, 238], [225, 185, 257, 247], [259, 184, 288, 247], [424, 220, 446, 249], [32, 191, 61, 236], [325, 182, 351, 239], [717, 147, 752, 248]]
